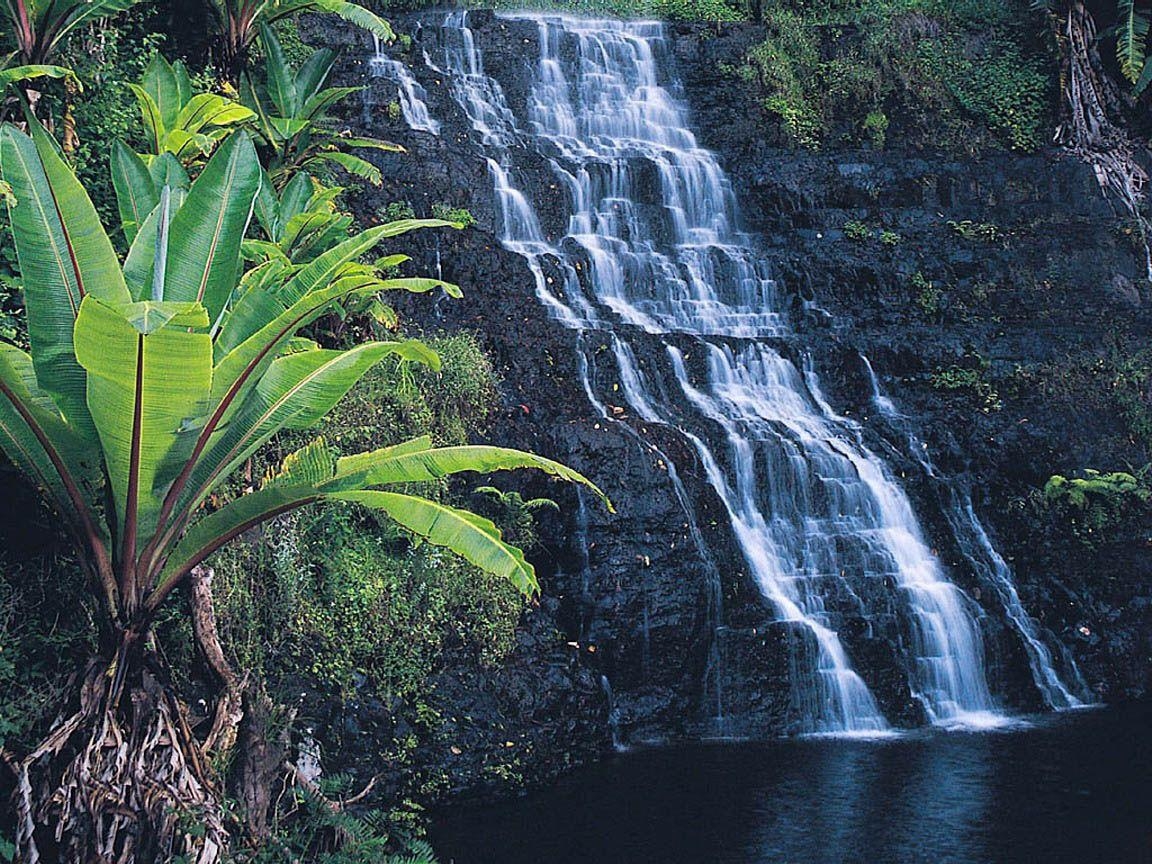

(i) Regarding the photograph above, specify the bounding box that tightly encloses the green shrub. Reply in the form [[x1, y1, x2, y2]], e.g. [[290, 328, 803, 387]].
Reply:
[[948, 219, 1004, 242], [911, 271, 944, 320], [469, 0, 742, 21], [431, 203, 477, 228], [383, 201, 417, 222], [732, 0, 1052, 152], [1109, 350, 1152, 450], [208, 331, 522, 696], [313, 333, 499, 451], [932, 358, 1002, 412], [1043, 468, 1152, 548], [863, 109, 889, 148], [843, 219, 872, 241]]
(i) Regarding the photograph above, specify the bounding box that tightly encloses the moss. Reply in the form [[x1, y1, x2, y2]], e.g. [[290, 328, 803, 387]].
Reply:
[[313, 333, 499, 451], [211, 513, 523, 698], [201, 329, 531, 702], [734, 0, 1054, 152], [931, 356, 1003, 413], [466, 0, 743, 21], [1041, 468, 1152, 549]]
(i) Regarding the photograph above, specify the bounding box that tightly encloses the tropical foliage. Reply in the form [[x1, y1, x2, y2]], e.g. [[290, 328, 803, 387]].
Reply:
[[244, 22, 399, 187], [128, 52, 255, 163], [0, 116, 605, 859], [1, 0, 141, 64], [0, 54, 75, 93], [1035, 0, 1152, 94], [209, 0, 394, 77]]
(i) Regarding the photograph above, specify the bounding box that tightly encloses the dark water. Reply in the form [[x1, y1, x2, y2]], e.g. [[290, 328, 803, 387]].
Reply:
[[432, 703, 1152, 864]]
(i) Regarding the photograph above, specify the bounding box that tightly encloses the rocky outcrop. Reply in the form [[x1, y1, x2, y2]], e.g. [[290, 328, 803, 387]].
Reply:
[[671, 22, 1151, 702], [301, 8, 1151, 803]]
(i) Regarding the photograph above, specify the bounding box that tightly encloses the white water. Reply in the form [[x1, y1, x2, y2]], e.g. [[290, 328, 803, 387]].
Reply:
[[862, 358, 1090, 710], [370, 35, 441, 134], [393, 12, 1081, 732]]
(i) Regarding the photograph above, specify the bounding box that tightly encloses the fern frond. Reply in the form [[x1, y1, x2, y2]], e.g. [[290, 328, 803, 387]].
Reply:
[[1118, 0, 1151, 83]]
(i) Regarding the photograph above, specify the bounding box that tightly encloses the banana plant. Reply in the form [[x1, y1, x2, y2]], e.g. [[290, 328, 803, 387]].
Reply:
[[2, 0, 140, 65], [248, 170, 354, 263], [244, 170, 453, 335], [2, 117, 606, 633], [0, 53, 76, 92], [244, 22, 400, 188], [0, 119, 607, 859], [130, 52, 256, 164], [212, 0, 394, 80], [1116, 0, 1152, 93], [1038, 0, 1152, 94]]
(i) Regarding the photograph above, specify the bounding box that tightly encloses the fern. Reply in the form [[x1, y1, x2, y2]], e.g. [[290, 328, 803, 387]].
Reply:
[[1117, 0, 1151, 83], [385, 839, 438, 864]]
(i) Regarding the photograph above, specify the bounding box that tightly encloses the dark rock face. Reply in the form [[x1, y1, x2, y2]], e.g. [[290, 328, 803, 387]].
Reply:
[[670, 22, 1151, 702], [302, 10, 1151, 800]]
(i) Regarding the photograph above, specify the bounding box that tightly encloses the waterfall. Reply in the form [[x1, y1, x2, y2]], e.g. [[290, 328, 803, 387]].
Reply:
[[385, 12, 1076, 733], [369, 35, 441, 134], [862, 357, 1092, 710]]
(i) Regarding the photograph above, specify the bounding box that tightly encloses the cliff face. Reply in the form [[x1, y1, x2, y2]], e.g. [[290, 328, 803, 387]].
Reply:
[[302, 9, 1151, 800], [672, 23, 1152, 701]]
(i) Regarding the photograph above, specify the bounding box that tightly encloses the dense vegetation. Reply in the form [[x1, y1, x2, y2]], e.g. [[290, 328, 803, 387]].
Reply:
[[0, 1, 609, 859], [0, 0, 1150, 859], [730, 0, 1055, 151]]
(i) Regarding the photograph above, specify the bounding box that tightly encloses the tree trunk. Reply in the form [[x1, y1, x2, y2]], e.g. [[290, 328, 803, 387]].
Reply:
[[1055, 1, 1152, 278], [12, 633, 229, 862], [60, 77, 79, 157]]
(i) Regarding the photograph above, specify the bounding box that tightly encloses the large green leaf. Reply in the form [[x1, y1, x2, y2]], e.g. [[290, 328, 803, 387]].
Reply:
[[163, 131, 261, 321], [278, 171, 315, 229], [294, 48, 338, 105], [148, 152, 190, 189], [307, 0, 394, 42], [41, 0, 142, 60], [178, 341, 430, 517], [129, 83, 165, 154], [74, 296, 213, 543], [0, 343, 101, 520], [110, 141, 158, 244], [334, 444, 611, 510], [142, 52, 182, 132], [254, 168, 283, 239], [173, 93, 256, 138], [0, 122, 128, 434], [306, 150, 383, 186], [155, 483, 320, 599], [335, 490, 538, 595], [0, 62, 77, 90], [298, 85, 362, 123], [211, 279, 427, 411], [263, 436, 336, 488], [1118, 0, 1151, 83], [273, 218, 458, 306], [123, 186, 186, 300], [259, 22, 297, 117]]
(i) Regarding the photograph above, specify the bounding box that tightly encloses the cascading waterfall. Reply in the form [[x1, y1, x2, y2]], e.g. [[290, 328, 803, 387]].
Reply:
[[379, 12, 1081, 732], [862, 358, 1091, 710], [369, 35, 441, 134]]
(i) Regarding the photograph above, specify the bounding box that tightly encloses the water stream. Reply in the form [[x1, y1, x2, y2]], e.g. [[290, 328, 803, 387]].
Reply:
[[379, 12, 1086, 733]]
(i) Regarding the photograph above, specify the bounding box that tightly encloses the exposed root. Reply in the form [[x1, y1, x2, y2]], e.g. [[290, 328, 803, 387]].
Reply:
[[11, 570, 251, 862], [1055, 2, 1152, 279], [13, 657, 229, 863], [190, 566, 246, 756]]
